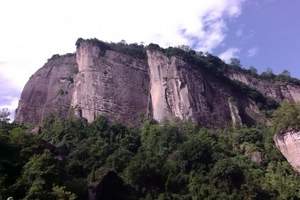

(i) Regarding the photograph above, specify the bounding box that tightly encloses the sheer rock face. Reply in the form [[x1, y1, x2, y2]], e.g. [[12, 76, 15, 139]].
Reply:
[[274, 130, 300, 172], [15, 54, 77, 124], [146, 50, 252, 127], [14, 39, 300, 127], [147, 50, 194, 122], [146, 49, 267, 127], [72, 40, 149, 125], [226, 71, 300, 103]]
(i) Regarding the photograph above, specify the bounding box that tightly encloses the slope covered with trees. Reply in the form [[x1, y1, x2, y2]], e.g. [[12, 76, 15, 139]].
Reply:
[[1, 102, 300, 200]]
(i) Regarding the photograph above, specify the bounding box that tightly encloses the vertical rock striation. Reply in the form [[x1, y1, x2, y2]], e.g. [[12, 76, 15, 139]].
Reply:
[[71, 40, 149, 125], [147, 50, 194, 122], [14, 38, 300, 127], [146, 49, 263, 127]]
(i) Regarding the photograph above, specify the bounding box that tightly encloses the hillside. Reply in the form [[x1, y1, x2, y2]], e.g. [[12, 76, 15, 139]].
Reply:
[[4, 38, 300, 200], [2, 103, 300, 199]]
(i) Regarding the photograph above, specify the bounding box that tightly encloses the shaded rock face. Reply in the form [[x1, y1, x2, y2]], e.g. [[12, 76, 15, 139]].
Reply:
[[14, 39, 300, 127], [226, 71, 300, 103], [15, 54, 77, 124], [274, 130, 300, 172]]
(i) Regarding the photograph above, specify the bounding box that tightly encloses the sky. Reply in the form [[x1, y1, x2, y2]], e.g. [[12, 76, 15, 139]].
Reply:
[[0, 0, 299, 117]]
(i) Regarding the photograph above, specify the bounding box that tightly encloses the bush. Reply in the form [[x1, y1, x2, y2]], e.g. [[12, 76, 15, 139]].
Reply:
[[1, 111, 300, 199], [272, 101, 300, 133]]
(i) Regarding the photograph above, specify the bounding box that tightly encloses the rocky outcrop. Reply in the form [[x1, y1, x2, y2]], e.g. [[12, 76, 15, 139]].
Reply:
[[14, 38, 300, 127], [71, 40, 149, 126], [274, 130, 300, 172], [228, 98, 242, 128], [226, 70, 300, 103], [147, 50, 195, 122], [146, 49, 257, 127], [15, 54, 77, 124]]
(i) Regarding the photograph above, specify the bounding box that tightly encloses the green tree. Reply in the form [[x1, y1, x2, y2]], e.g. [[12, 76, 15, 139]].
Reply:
[[279, 69, 291, 78], [272, 102, 300, 133], [248, 66, 258, 75], [20, 151, 65, 198], [261, 67, 274, 78], [52, 185, 77, 200], [230, 58, 241, 67], [263, 161, 300, 199]]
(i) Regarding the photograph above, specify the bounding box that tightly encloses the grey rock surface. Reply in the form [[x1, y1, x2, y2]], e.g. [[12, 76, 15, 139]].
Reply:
[[72, 40, 149, 126], [15, 54, 77, 124], [226, 70, 300, 103], [14, 39, 300, 127], [274, 130, 300, 172]]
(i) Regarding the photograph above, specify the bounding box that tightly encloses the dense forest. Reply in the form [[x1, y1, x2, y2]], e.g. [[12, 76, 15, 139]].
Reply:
[[1, 102, 300, 200]]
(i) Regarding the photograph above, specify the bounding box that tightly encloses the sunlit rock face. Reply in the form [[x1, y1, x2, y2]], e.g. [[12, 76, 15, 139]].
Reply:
[[274, 130, 300, 172], [14, 38, 300, 127], [72, 40, 149, 126], [146, 49, 249, 127]]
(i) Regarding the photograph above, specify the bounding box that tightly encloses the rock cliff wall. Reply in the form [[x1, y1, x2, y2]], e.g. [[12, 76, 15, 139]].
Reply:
[[274, 130, 300, 172], [72, 40, 149, 126], [226, 70, 300, 103], [14, 38, 300, 127], [15, 54, 77, 124], [146, 49, 258, 127]]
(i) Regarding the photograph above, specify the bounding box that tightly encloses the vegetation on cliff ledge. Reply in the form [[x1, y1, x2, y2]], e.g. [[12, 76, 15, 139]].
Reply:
[[1, 103, 300, 200]]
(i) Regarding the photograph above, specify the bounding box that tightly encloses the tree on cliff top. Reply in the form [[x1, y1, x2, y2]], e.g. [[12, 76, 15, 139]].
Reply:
[[272, 102, 300, 133]]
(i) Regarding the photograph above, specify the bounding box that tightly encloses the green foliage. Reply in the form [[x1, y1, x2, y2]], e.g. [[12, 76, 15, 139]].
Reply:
[[261, 68, 275, 79], [279, 70, 291, 78], [272, 101, 300, 133], [76, 38, 146, 59], [248, 66, 258, 75], [52, 185, 77, 200], [1, 106, 300, 199], [77, 39, 300, 88], [230, 58, 241, 67]]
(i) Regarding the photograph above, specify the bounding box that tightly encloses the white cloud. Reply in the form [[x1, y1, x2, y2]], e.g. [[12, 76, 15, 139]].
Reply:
[[219, 48, 240, 63], [0, 97, 19, 120], [0, 0, 245, 116], [247, 47, 258, 57]]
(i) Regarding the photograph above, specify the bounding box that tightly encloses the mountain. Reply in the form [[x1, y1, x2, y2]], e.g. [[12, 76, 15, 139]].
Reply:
[[15, 38, 300, 128], [4, 38, 300, 199]]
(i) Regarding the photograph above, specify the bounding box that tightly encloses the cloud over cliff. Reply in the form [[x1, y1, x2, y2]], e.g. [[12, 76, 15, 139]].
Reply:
[[0, 0, 245, 113]]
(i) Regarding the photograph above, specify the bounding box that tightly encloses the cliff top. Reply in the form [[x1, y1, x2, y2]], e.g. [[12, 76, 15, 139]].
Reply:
[[75, 38, 300, 86]]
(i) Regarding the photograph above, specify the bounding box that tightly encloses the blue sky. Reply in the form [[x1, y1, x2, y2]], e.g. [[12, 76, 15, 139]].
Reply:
[[0, 0, 299, 115], [216, 0, 300, 77]]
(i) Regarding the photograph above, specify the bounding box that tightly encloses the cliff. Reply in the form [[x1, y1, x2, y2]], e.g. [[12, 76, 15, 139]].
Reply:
[[15, 38, 300, 127], [274, 130, 300, 172], [225, 68, 300, 103], [15, 54, 77, 124], [72, 40, 150, 125]]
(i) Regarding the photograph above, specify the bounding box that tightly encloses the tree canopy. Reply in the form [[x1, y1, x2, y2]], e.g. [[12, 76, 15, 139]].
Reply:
[[1, 102, 300, 199]]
